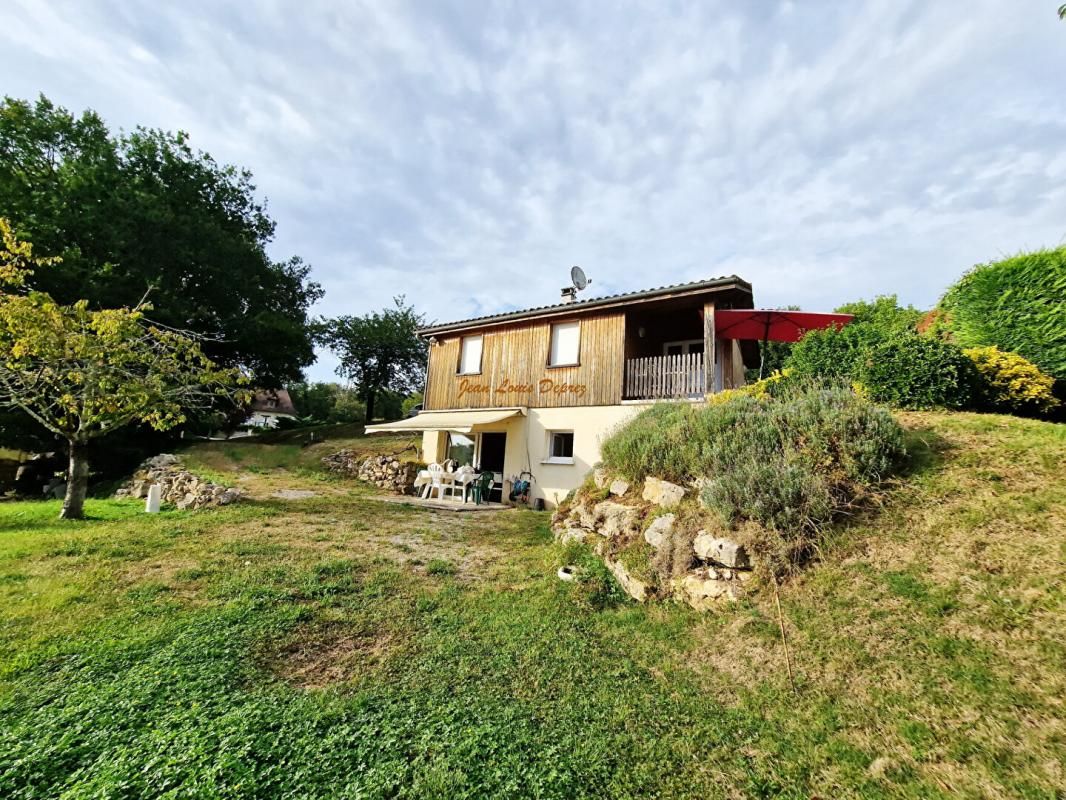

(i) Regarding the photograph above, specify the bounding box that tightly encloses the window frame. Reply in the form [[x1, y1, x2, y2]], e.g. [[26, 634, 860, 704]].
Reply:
[[542, 430, 575, 465], [457, 333, 484, 376], [547, 320, 581, 368]]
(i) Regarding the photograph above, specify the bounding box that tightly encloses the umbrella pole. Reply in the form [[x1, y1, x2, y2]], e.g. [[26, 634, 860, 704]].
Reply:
[[759, 316, 771, 380]]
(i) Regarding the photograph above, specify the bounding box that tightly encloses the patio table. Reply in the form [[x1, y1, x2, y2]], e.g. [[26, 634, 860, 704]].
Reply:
[[414, 469, 457, 499]]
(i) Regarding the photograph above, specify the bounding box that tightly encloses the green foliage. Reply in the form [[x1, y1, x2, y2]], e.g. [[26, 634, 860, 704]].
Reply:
[[286, 381, 366, 425], [318, 297, 426, 422], [401, 391, 424, 417], [786, 323, 888, 380], [789, 326, 978, 410], [601, 384, 905, 576], [939, 247, 1066, 380], [834, 294, 923, 335], [857, 334, 979, 410], [560, 540, 628, 610], [425, 558, 456, 576], [0, 220, 247, 517], [0, 95, 322, 386], [964, 346, 1059, 416]]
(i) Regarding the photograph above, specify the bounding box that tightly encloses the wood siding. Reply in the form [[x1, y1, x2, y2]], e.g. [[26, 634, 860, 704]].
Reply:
[[424, 313, 625, 410]]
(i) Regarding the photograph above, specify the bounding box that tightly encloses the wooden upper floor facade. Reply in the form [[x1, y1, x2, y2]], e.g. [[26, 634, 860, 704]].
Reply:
[[419, 276, 757, 411]]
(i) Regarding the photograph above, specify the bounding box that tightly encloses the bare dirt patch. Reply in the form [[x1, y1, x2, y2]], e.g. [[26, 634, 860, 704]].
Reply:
[[272, 489, 318, 500], [265, 621, 397, 689]]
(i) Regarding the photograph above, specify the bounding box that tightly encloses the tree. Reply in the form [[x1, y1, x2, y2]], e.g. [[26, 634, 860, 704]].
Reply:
[[318, 298, 426, 422], [0, 95, 322, 391], [834, 295, 923, 335], [286, 381, 366, 424], [0, 219, 246, 519]]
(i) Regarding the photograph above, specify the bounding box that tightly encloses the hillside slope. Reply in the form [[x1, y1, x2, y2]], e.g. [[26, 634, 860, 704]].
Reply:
[[689, 411, 1065, 795]]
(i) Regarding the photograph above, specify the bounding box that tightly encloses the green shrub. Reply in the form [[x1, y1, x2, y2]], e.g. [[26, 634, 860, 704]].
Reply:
[[786, 323, 888, 379], [701, 386, 905, 532], [939, 247, 1066, 380], [789, 327, 978, 410], [855, 333, 979, 410], [964, 346, 1059, 416]]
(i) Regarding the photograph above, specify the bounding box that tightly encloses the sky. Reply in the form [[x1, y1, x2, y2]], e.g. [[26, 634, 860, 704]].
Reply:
[[3, 1, 1065, 381]]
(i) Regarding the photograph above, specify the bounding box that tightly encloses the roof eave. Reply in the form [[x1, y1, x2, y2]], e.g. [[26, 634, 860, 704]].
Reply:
[[417, 276, 752, 338]]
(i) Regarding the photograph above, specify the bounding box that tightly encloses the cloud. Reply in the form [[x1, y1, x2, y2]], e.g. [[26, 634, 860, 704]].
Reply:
[[2, 0, 1065, 381]]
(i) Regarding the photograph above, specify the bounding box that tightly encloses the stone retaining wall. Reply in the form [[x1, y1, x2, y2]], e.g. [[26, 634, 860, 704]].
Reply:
[[322, 451, 419, 494], [553, 469, 753, 611]]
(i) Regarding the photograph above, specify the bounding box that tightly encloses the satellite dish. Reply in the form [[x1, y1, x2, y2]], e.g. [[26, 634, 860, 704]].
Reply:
[[570, 265, 590, 291]]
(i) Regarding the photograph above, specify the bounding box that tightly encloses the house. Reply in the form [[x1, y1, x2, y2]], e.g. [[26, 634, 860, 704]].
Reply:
[[246, 389, 299, 428], [366, 275, 848, 507]]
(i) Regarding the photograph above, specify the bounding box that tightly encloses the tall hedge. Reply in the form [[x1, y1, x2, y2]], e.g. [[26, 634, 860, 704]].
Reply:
[[939, 248, 1066, 380]]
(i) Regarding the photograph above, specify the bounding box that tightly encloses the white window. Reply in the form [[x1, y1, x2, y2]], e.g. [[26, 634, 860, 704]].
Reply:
[[549, 321, 580, 366], [459, 334, 483, 374], [544, 431, 575, 464]]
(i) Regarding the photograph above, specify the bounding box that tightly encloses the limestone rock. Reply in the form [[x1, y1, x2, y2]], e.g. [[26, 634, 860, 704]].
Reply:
[[693, 530, 750, 569], [608, 479, 630, 497], [604, 556, 650, 602], [219, 489, 241, 505], [643, 513, 675, 549], [673, 566, 747, 610], [557, 523, 592, 546], [571, 501, 599, 532], [642, 477, 685, 508], [592, 467, 609, 490], [592, 500, 640, 539]]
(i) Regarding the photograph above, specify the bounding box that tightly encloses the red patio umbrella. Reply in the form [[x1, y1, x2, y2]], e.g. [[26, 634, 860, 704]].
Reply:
[[713, 309, 854, 378]]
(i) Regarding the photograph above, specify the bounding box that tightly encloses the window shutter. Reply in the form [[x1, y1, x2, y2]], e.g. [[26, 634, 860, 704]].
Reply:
[[460, 335, 483, 374], [549, 322, 580, 366]]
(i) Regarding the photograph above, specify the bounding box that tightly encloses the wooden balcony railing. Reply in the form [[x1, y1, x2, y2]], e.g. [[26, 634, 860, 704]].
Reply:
[[623, 353, 705, 400]]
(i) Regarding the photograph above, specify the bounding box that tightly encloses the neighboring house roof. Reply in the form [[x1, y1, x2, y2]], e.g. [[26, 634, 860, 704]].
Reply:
[[249, 389, 298, 417], [418, 275, 752, 337]]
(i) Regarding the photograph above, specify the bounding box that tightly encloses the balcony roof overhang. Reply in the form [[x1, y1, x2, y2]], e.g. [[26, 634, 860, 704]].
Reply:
[[418, 275, 752, 338]]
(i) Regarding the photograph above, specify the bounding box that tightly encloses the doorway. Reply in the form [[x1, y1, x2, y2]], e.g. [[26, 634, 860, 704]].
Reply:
[[662, 339, 704, 357], [477, 432, 506, 502]]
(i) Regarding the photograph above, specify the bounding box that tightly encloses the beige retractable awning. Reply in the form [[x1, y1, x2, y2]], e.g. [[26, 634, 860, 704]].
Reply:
[[364, 408, 525, 434]]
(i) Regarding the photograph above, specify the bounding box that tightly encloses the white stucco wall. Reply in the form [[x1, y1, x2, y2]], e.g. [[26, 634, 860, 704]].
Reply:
[[421, 404, 654, 507], [523, 405, 650, 507]]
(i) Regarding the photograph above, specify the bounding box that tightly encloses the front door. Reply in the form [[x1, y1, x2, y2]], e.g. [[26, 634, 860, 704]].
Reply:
[[477, 432, 506, 502]]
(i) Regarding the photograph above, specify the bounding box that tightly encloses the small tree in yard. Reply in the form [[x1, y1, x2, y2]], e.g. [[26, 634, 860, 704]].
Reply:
[[0, 219, 246, 519], [319, 298, 426, 422]]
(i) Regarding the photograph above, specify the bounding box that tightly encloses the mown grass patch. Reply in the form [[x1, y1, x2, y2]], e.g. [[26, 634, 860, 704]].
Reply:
[[0, 412, 1063, 798]]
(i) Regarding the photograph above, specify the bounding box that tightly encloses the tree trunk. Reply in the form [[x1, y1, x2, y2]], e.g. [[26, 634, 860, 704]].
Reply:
[[365, 389, 376, 424], [60, 439, 89, 520]]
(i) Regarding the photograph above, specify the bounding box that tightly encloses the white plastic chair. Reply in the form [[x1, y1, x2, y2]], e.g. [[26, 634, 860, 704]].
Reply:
[[449, 465, 476, 502], [422, 463, 445, 499]]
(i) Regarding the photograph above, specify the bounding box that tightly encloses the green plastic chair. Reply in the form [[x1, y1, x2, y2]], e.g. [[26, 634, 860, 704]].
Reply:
[[470, 471, 495, 504]]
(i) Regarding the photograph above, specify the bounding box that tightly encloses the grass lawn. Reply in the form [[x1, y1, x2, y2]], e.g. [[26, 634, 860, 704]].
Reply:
[[0, 413, 1063, 798]]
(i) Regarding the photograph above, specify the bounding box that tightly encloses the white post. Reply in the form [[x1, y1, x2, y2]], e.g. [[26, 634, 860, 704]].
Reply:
[[145, 484, 161, 513]]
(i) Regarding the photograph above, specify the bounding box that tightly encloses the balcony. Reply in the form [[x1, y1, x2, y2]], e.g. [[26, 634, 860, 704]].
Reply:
[[623, 353, 706, 400]]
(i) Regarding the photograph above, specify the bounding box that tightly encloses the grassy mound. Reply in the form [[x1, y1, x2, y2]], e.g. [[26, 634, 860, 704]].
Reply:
[[600, 384, 906, 575]]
